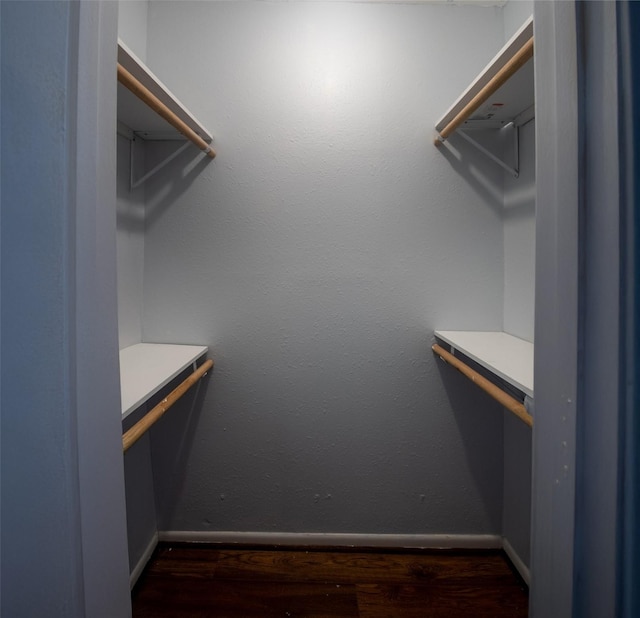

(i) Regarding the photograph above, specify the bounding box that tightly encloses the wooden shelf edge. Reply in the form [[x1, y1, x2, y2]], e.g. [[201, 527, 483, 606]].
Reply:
[[120, 343, 209, 419], [117, 39, 213, 145], [434, 330, 533, 398], [434, 15, 534, 140], [433, 343, 533, 427]]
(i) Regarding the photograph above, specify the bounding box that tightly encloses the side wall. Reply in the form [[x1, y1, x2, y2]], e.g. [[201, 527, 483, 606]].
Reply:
[[501, 0, 535, 576], [117, 0, 159, 581], [503, 118, 535, 343], [501, 119, 534, 573], [573, 2, 623, 615], [1, 3, 85, 612], [74, 3, 133, 614], [1, 1, 131, 615], [531, 1, 580, 615], [117, 135, 145, 349], [118, 0, 148, 62]]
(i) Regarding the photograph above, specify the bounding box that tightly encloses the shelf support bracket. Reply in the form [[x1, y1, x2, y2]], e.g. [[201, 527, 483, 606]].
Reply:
[[456, 127, 520, 178]]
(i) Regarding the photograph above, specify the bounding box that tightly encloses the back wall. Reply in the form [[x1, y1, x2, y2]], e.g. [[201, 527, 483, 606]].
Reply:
[[136, 1, 508, 536]]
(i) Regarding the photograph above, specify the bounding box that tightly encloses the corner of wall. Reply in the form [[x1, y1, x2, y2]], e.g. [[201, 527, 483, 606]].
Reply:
[[117, 0, 149, 62], [501, 0, 534, 43]]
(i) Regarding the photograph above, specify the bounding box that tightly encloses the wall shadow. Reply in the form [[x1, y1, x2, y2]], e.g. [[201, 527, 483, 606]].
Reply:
[[142, 140, 214, 228], [436, 131, 506, 217], [431, 348, 505, 534], [140, 361, 215, 528]]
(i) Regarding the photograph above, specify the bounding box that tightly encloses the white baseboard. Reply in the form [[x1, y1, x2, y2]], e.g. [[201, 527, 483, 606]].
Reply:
[[130, 532, 159, 590], [502, 536, 530, 586], [158, 530, 503, 550], [135, 531, 528, 587]]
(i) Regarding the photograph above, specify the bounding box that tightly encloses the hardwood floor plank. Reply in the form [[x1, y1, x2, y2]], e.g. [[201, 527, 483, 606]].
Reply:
[[213, 549, 518, 587], [356, 583, 528, 618], [131, 544, 529, 617], [141, 545, 220, 578], [133, 577, 359, 617]]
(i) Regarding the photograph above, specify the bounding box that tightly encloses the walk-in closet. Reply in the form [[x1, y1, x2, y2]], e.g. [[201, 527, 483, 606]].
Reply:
[[3, 1, 636, 616], [115, 0, 535, 589]]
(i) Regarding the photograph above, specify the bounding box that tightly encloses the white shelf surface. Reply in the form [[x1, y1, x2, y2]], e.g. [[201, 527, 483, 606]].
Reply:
[[120, 343, 208, 419], [435, 331, 533, 398], [117, 39, 213, 142], [435, 15, 534, 132]]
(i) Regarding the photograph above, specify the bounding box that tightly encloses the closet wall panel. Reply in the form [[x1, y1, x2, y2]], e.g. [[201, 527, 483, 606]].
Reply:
[[117, 134, 145, 349], [501, 0, 534, 575]]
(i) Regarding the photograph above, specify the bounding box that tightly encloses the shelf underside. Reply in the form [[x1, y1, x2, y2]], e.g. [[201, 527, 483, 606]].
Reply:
[[460, 58, 534, 130], [117, 39, 213, 143], [117, 85, 186, 139], [435, 16, 534, 135]]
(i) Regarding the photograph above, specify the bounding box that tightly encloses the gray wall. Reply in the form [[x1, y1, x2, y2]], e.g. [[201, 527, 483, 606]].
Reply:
[[117, 2, 158, 579], [502, 118, 535, 569], [501, 1, 535, 571], [503, 119, 535, 342], [573, 2, 623, 615], [503, 0, 533, 43], [118, 133, 157, 575], [502, 410, 532, 567], [138, 1, 508, 537], [502, 0, 535, 345], [123, 431, 157, 576], [1, 1, 131, 615], [531, 2, 631, 615], [117, 135, 145, 349], [531, 1, 580, 615], [118, 0, 148, 62], [2, 4, 85, 612]]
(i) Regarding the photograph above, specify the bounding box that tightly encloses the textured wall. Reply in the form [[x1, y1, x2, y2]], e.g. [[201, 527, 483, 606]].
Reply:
[[502, 119, 534, 570], [502, 410, 532, 569], [503, 119, 535, 342], [2, 1, 131, 615], [117, 0, 148, 62], [502, 0, 535, 345], [531, 1, 580, 614], [502, 0, 533, 43], [1, 4, 85, 612], [117, 134, 145, 349], [117, 0, 156, 581], [501, 1, 535, 572], [137, 1, 509, 536]]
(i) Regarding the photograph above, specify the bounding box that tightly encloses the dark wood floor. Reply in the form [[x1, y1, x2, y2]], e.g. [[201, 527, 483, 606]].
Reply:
[[132, 543, 528, 617]]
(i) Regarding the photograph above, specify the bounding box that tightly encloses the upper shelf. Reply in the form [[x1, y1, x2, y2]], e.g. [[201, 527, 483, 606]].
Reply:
[[435, 16, 534, 141], [434, 330, 533, 398], [120, 343, 209, 419], [117, 40, 215, 157]]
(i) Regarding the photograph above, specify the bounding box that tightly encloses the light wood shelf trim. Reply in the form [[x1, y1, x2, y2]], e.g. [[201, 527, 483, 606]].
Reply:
[[436, 36, 533, 143], [123, 358, 214, 453], [120, 343, 209, 418], [117, 63, 216, 158], [434, 330, 533, 396], [118, 40, 213, 142], [432, 343, 533, 428]]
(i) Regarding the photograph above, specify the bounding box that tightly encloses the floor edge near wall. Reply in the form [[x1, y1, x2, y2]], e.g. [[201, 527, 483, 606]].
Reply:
[[157, 530, 503, 549], [132, 531, 529, 589], [130, 532, 159, 590], [502, 536, 531, 586]]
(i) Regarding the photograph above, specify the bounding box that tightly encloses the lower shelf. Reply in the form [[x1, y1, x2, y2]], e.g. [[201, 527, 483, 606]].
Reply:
[[120, 343, 208, 419], [434, 331, 533, 398]]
